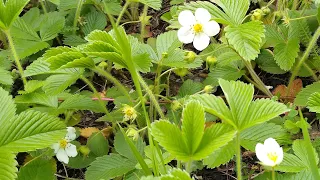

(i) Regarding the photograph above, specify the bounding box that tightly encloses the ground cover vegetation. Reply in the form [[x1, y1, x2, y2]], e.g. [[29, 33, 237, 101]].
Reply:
[[1, 0, 320, 179]]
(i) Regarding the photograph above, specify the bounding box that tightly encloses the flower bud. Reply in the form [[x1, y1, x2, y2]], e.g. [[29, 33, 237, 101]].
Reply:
[[126, 126, 139, 141], [262, 7, 271, 14], [171, 100, 181, 111], [203, 85, 214, 94], [173, 68, 189, 77], [184, 51, 197, 63], [98, 61, 108, 69], [79, 146, 90, 156], [162, 52, 168, 58], [251, 11, 262, 21], [206, 56, 217, 65]]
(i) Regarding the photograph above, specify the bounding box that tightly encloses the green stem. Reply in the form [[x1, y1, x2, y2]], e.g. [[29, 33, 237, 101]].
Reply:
[[298, 108, 320, 180], [139, 5, 149, 42], [4, 30, 27, 86], [272, 167, 276, 180], [236, 132, 242, 180], [116, 1, 130, 26], [243, 61, 273, 97], [39, 0, 48, 14], [80, 76, 113, 121], [302, 62, 319, 81], [288, 27, 320, 93], [93, 67, 133, 105], [185, 160, 192, 173], [73, 0, 84, 34]]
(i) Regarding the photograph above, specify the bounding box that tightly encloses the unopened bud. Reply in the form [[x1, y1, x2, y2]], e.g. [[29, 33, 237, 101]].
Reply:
[[206, 56, 217, 65], [79, 146, 90, 156], [171, 100, 181, 111], [203, 85, 214, 94], [126, 126, 139, 141], [173, 68, 189, 77], [98, 61, 108, 69], [184, 51, 197, 63]]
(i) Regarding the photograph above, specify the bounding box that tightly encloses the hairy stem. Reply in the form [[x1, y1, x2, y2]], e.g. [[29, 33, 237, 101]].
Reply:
[[39, 0, 48, 14], [116, 1, 130, 26], [73, 0, 84, 34], [4, 30, 27, 86], [288, 27, 320, 93], [139, 5, 149, 42], [236, 132, 242, 180], [298, 108, 320, 180]]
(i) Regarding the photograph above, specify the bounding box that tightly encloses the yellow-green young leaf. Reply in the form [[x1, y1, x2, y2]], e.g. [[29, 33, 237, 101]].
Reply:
[[18, 80, 44, 94], [203, 140, 235, 168], [219, 79, 254, 127], [0, 149, 17, 180], [0, 0, 30, 30], [181, 101, 205, 155], [274, 38, 300, 71], [85, 154, 136, 180], [275, 153, 307, 172], [85, 30, 120, 50], [292, 140, 319, 167], [43, 72, 82, 95], [0, 110, 66, 153], [17, 158, 56, 180], [161, 169, 191, 180], [225, 21, 265, 61], [307, 92, 320, 113], [151, 101, 235, 161], [0, 68, 13, 85], [295, 81, 320, 106], [0, 87, 16, 127], [46, 51, 85, 70]]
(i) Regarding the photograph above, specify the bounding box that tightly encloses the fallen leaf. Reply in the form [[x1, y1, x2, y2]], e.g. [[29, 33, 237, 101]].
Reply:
[[80, 127, 100, 138], [272, 79, 303, 100]]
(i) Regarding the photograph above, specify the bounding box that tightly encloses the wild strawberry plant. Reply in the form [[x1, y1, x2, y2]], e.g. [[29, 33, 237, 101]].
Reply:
[[1, 0, 320, 179]]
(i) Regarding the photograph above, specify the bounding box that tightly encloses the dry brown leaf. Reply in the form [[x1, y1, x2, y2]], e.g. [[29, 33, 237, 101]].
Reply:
[[101, 126, 113, 138], [272, 79, 303, 99], [80, 127, 100, 138]]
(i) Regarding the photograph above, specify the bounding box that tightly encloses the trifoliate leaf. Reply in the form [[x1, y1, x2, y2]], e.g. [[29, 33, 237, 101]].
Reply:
[[274, 38, 300, 71], [225, 21, 265, 61]]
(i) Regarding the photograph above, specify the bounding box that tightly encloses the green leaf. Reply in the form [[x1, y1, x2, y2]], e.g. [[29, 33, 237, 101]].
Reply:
[[295, 81, 320, 106], [0, 149, 17, 180], [155, 31, 181, 60], [87, 132, 109, 157], [255, 49, 286, 74], [0, 0, 30, 30], [11, 18, 40, 41], [83, 10, 107, 36], [203, 140, 235, 168], [240, 123, 288, 151], [23, 59, 51, 77], [85, 30, 120, 49], [114, 131, 145, 161], [0, 87, 16, 127], [243, 98, 289, 130], [102, 0, 122, 15], [58, 0, 79, 10], [307, 92, 320, 113], [293, 140, 319, 168], [58, 94, 105, 112], [14, 93, 58, 108], [276, 153, 307, 172], [161, 169, 191, 180], [43, 73, 82, 95], [14, 39, 50, 59], [136, 0, 161, 10], [17, 158, 56, 180], [46, 51, 86, 70], [85, 154, 136, 180], [40, 11, 65, 41], [225, 21, 265, 61], [18, 80, 45, 94], [0, 68, 13, 85], [0, 110, 66, 153], [274, 38, 300, 71], [176, 80, 203, 99], [181, 101, 205, 155], [216, 0, 250, 25], [63, 35, 87, 46], [204, 66, 245, 86], [151, 101, 235, 161]]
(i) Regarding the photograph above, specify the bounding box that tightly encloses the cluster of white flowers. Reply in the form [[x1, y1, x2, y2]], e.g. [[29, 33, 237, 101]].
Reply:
[[52, 127, 78, 164], [177, 8, 220, 51]]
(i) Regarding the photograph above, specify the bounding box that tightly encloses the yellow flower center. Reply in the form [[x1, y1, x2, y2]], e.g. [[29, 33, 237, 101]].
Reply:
[[59, 139, 68, 149], [122, 106, 137, 120], [193, 23, 203, 33], [267, 152, 278, 163]]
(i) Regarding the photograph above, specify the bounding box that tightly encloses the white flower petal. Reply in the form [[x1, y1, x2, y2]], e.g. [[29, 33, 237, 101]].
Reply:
[[275, 147, 284, 165], [56, 149, 69, 164], [67, 127, 76, 134], [51, 143, 60, 153], [203, 21, 220, 37], [178, 10, 196, 27], [195, 8, 211, 23], [264, 138, 280, 150], [65, 143, 78, 157], [177, 27, 195, 44], [65, 127, 77, 141], [255, 143, 268, 163], [193, 33, 210, 51]]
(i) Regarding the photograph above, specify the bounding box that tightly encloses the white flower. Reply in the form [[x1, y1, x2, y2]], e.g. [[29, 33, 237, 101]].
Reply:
[[255, 138, 283, 167], [52, 127, 78, 164], [177, 8, 220, 51]]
